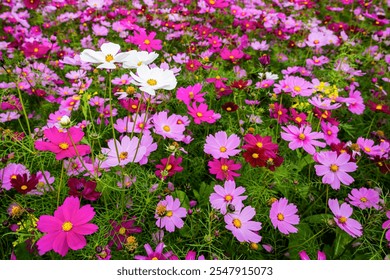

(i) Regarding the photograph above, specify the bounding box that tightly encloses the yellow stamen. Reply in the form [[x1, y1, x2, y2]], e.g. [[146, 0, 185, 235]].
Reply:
[[221, 164, 228, 171], [233, 218, 241, 228], [298, 133, 305, 140], [219, 146, 227, 152], [62, 221, 73, 232], [105, 54, 114, 62], [147, 79, 157, 86], [252, 153, 259, 159], [59, 143, 69, 149], [118, 227, 126, 235], [338, 216, 347, 223], [163, 125, 170, 132], [225, 195, 233, 202], [119, 152, 128, 160], [277, 213, 284, 221], [330, 164, 339, 172], [256, 142, 263, 148], [20, 185, 28, 190]]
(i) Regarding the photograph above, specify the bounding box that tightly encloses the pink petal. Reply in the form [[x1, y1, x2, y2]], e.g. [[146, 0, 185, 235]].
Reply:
[[66, 231, 87, 250], [37, 215, 62, 233], [52, 231, 69, 257]]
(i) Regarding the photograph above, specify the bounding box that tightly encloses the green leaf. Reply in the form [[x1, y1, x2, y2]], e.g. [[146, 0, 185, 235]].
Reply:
[[303, 214, 333, 224], [172, 190, 190, 209], [288, 223, 318, 259], [333, 228, 353, 259]]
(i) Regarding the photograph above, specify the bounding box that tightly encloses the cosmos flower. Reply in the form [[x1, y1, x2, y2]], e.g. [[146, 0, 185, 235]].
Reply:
[[80, 42, 129, 69], [347, 187, 381, 210], [109, 215, 142, 250], [281, 125, 326, 155], [152, 111, 185, 141], [328, 199, 363, 238], [270, 198, 300, 235], [299, 250, 326, 260], [224, 206, 262, 243], [134, 243, 175, 260], [314, 151, 358, 190], [130, 64, 177, 96], [120, 50, 159, 69], [209, 180, 247, 215], [208, 158, 242, 181], [204, 131, 241, 159], [155, 156, 183, 180], [36, 196, 98, 257], [382, 211, 390, 244], [11, 173, 38, 194], [155, 195, 187, 232]]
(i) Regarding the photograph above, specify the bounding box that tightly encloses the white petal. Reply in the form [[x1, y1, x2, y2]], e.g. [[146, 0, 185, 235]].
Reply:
[[80, 49, 105, 63], [100, 42, 120, 56]]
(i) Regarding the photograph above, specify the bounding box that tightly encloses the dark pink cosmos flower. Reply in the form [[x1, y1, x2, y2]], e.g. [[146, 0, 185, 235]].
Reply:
[[109, 216, 142, 250], [23, 0, 40, 9], [328, 199, 363, 238], [208, 158, 241, 181], [134, 243, 175, 260], [382, 211, 390, 244], [155, 156, 184, 180], [34, 127, 91, 160], [130, 30, 162, 52], [299, 250, 326, 260], [36, 196, 98, 257], [187, 102, 220, 124], [68, 177, 101, 201], [220, 48, 244, 63], [22, 41, 50, 59]]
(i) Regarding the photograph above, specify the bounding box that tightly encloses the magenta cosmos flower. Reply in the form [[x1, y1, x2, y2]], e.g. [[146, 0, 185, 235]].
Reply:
[[299, 250, 326, 260], [208, 158, 241, 181], [155, 195, 187, 232], [34, 126, 91, 160], [328, 199, 363, 238], [134, 243, 175, 260], [36, 196, 98, 257], [281, 125, 326, 155], [314, 151, 358, 190], [382, 211, 390, 243], [224, 206, 262, 243], [347, 187, 380, 210], [204, 131, 241, 159], [270, 198, 300, 235], [209, 180, 247, 215]]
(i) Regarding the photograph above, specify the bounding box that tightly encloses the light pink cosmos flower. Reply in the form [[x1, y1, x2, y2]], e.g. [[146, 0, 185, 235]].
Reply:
[[308, 96, 341, 110], [155, 195, 187, 232], [224, 206, 262, 243], [100, 135, 147, 168], [34, 126, 91, 160], [314, 151, 357, 190], [187, 102, 221, 124], [283, 76, 314, 97], [209, 180, 247, 215], [328, 199, 363, 238], [36, 196, 98, 257], [270, 198, 300, 235], [153, 111, 185, 141], [281, 125, 326, 155], [347, 187, 381, 210], [356, 137, 382, 157], [204, 131, 241, 159]]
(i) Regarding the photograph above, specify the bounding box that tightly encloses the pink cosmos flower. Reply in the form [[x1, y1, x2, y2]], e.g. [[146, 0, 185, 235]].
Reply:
[[299, 250, 326, 260], [0, 163, 29, 190], [130, 30, 162, 52], [347, 187, 381, 210], [308, 96, 341, 110], [36, 196, 98, 257], [209, 180, 247, 215], [155, 195, 187, 232], [153, 111, 185, 141], [100, 136, 147, 168], [187, 102, 221, 124], [356, 137, 382, 157], [270, 198, 300, 235], [314, 151, 358, 190], [224, 206, 262, 243], [208, 158, 241, 181], [176, 83, 205, 105], [220, 48, 244, 63], [134, 243, 175, 260], [283, 76, 314, 97], [270, 103, 290, 124], [337, 86, 365, 115], [321, 121, 340, 145], [204, 131, 241, 159], [328, 199, 363, 238], [382, 211, 390, 244], [281, 125, 326, 155], [155, 156, 183, 180], [34, 127, 91, 160]]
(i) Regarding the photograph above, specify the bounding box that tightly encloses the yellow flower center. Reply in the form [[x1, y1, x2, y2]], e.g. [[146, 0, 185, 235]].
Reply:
[[233, 218, 242, 228], [189, 92, 194, 98], [105, 54, 114, 62], [137, 61, 143, 66], [62, 221, 73, 232], [165, 164, 172, 171], [156, 204, 167, 217], [119, 152, 128, 160], [277, 213, 284, 221], [295, 117, 302, 123], [196, 112, 203, 117], [147, 79, 157, 86], [338, 216, 347, 223], [11, 175, 17, 180], [364, 147, 371, 152], [327, 130, 332, 135], [298, 133, 305, 140], [209, 0, 216, 5], [20, 185, 28, 190], [166, 210, 173, 217], [33, 48, 39, 53], [376, 104, 382, 110], [330, 164, 339, 172], [313, 39, 319, 44], [277, 110, 283, 116], [219, 146, 227, 152], [225, 195, 233, 202], [126, 236, 137, 245], [11, 206, 22, 216], [256, 142, 263, 148], [144, 39, 150, 45], [226, 107, 232, 111], [163, 125, 170, 132], [294, 86, 301, 92], [59, 142, 69, 150], [360, 197, 367, 203], [252, 153, 259, 159], [118, 227, 126, 235], [152, 257, 158, 260], [221, 164, 228, 171]]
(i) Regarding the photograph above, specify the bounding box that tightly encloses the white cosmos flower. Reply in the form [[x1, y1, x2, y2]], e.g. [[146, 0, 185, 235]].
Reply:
[[80, 42, 129, 69], [129, 64, 177, 96], [120, 50, 159, 69]]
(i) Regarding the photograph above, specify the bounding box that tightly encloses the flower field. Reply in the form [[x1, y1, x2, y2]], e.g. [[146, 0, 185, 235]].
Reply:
[[0, 0, 389, 260]]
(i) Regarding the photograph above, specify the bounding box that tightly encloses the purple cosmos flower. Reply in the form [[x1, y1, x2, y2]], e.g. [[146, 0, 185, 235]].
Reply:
[[347, 187, 381, 210], [224, 206, 262, 243], [153, 111, 186, 142], [209, 180, 247, 215], [328, 199, 363, 238], [155, 195, 187, 232], [36, 196, 98, 257], [270, 198, 300, 235], [134, 243, 175, 260], [299, 250, 326, 260], [185, 250, 205, 260], [204, 131, 241, 159], [314, 151, 358, 190], [321, 121, 340, 145], [283, 76, 314, 97], [281, 125, 326, 155], [382, 211, 390, 244], [67, 177, 101, 201]]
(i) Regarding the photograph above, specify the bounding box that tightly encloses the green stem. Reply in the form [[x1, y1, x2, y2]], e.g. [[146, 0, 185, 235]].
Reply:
[[16, 83, 31, 136]]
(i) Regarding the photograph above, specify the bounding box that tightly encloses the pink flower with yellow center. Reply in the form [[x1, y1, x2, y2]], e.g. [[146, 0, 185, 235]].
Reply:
[[328, 199, 363, 238], [281, 125, 326, 155], [36, 196, 98, 257], [209, 180, 247, 215], [204, 131, 241, 159], [155, 195, 187, 232], [269, 198, 300, 235]]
